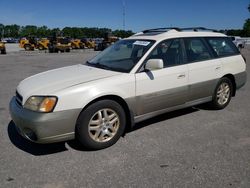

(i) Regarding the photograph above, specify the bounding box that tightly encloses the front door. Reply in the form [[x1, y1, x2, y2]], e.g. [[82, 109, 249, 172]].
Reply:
[[135, 39, 189, 115]]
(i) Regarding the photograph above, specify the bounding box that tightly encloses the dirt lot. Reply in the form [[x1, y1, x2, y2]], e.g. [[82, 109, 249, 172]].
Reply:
[[0, 48, 249, 188]]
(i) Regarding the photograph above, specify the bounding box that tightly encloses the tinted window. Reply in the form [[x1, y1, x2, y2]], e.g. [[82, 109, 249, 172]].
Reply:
[[207, 37, 239, 57], [147, 39, 183, 67], [184, 38, 212, 63]]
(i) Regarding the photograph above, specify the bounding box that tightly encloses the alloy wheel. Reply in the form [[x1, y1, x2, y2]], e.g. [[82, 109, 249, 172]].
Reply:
[[88, 108, 120, 143]]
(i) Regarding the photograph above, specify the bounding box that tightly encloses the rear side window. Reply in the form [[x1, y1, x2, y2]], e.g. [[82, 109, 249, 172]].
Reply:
[[206, 37, 239, 57], [184, 38, 212, 63]]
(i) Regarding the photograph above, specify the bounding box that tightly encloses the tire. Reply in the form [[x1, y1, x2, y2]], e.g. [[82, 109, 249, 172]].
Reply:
[[66, 48, 70, 52], [76, 100, 126, 150], [38, 45, 44, 50], [1, 49, 6, 54], [24, 44, 31, 51], [209, 77, 233, 110]]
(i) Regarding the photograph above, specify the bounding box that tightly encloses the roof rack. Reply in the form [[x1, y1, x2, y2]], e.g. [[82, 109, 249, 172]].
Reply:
[[142, 27, 218, 34], [180, 27, 218, 32], [142, 27, 181, 33]]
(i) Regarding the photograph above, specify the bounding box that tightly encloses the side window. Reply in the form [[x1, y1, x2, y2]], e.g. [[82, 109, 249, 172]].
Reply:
[[207, 37, 239, 57], [184, 38, 212, 63], [147, 39, 183, 67]]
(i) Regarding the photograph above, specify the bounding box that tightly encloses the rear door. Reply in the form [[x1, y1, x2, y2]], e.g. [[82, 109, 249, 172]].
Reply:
[[135, 39, 189, 115], [183, 37, 222, 102]]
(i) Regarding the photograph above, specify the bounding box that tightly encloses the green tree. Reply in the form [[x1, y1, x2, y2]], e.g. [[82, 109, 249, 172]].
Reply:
[[0, 24, 4, 38], [242, 4, 250, 36], [113, 30, 134, 38], [37, 26, 49, 38], [243, 19, 250, 36], [20, 25, 38, 37], [3, 24, 20, 38]]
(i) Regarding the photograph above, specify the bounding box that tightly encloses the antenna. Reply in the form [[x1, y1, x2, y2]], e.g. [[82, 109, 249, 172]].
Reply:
[[122, 0, 125, 30]]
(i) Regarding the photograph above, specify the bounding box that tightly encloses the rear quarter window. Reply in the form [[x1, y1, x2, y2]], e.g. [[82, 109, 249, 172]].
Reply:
[[206, 37, 239, 57]]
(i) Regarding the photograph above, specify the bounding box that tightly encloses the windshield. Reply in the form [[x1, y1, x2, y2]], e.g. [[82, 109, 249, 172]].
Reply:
[[87, 39, 155, 73]]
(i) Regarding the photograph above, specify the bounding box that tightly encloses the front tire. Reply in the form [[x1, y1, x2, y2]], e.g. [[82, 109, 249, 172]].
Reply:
[[210, 77, 233, 110], [38, 45, 44, 50], [76, 100, 126, 150], [24, 44, 31, 51]]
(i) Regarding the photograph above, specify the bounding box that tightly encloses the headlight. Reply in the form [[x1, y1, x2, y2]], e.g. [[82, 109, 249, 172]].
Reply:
[[24, 96, 57, 113]]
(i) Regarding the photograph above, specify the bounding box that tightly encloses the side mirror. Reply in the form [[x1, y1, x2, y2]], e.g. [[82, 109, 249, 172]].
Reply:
[[145, 59, 164, 71]]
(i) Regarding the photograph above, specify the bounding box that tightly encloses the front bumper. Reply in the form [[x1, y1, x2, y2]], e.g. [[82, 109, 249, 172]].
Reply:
[[9, 97, 81, 143]]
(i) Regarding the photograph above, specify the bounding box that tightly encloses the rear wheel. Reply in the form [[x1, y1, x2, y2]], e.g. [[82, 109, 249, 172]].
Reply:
[[76, 100, 126, 150], [210, 77, 233, 110]]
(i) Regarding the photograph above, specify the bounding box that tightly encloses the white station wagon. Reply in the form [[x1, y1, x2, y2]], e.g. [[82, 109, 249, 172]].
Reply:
[[10, 27, 247, 150]]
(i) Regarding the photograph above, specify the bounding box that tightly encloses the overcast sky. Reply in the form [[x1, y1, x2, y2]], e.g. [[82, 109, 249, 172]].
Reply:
[[0, 0, 249, 31]]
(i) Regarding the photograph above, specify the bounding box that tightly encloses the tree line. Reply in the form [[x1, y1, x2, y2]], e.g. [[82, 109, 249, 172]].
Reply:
[[1, 23, 249, 39], [0, 24, 134, 39], [0, 4, 249, 39]]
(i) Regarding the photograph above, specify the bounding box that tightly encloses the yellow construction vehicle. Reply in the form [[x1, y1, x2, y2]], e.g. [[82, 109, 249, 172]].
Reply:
[[81, 38, 95, 49], [19, 38, 36, 51], [19, 37, 50, 51], [48, 37, 71, 53], [37, 38, 50, 50], [94, 33, 119, 51], [0, 41, 6, 54], [71, 39, 85, 49]]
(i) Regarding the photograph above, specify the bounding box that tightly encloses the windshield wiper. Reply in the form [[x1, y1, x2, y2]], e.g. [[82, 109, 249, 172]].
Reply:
[[86, 61, 92, 65], [86, 61, 111, 70], [94, 62, 112, 70]]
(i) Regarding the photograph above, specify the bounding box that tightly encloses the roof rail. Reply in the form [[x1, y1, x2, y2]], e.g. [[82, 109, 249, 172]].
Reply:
[[141, 27, 218, 34], [142, 27, 181, 33], [180, 27, 218, 32]]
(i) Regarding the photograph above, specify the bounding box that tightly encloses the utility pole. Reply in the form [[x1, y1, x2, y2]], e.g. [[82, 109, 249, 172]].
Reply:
[[122, 0, 125, 30]]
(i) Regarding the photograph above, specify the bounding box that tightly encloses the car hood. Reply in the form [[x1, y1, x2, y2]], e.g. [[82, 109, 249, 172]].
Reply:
[[17, 64, 121, 99]]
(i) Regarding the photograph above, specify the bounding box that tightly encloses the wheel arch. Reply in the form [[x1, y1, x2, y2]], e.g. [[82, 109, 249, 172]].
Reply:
[[76, 95, 134, 135], [222, 74, 236, 96]]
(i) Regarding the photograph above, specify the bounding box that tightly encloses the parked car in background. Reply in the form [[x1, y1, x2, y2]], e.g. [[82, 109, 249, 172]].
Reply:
[[230, 36, 246, 49]]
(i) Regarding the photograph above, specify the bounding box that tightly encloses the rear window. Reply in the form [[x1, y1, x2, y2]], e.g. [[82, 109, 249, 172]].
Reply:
[[206, 37, 239, 57]]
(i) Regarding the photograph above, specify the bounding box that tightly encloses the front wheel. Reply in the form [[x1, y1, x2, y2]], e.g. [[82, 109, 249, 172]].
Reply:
[[76, 100, 126, 150], [210, 77, 233, 110], [38, 45, 44, 50], [24, 44, 32, 51]]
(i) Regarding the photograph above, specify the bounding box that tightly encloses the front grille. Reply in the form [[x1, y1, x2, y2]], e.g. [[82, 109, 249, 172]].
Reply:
[[16, 91, 23, 106]]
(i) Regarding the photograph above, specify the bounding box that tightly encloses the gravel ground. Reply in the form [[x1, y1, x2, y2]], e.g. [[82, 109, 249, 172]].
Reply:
[[0, 48, 249, 188]]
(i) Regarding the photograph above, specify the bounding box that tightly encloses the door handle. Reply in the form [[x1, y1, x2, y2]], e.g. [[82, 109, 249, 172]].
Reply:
[[177, 74, 186, 79], [215, 67, 221, 70]]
